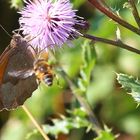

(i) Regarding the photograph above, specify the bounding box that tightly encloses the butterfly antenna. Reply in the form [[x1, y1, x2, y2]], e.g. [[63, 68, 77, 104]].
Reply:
[[0, 24, 12, 38], [18, 26, 21, 34], [26, 31, 42, 43], [38, 44, 55, 54]]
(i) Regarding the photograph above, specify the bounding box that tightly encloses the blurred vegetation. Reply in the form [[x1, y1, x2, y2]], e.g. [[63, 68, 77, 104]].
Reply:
[[0, 0, 140, 140]]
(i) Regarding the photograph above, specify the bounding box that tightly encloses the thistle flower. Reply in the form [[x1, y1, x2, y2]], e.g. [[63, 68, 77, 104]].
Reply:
[[19, 0, 86, 50]]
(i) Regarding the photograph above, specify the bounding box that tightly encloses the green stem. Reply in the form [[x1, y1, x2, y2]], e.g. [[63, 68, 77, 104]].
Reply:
[[58, 69, 102, 134], [49, 51, 101, 132], [22, 105, 50, 140], [83, 34, 140, 55], [88, 0, 140, 35]]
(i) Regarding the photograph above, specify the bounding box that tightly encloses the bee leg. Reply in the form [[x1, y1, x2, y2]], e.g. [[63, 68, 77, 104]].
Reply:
[[36, 79, 42, 91]]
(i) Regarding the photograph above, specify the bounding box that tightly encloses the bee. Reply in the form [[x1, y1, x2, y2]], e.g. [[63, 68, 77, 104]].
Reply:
[[9, 51, 54, 87], [33, 51, 54, 86]]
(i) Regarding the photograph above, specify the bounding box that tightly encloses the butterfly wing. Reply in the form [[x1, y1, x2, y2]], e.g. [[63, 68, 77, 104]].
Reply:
[[8, 69, 34, 79], [0, 35, 37, 110], [0, 46, 15, 84]]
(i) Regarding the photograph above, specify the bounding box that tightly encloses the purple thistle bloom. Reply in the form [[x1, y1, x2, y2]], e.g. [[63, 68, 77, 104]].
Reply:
[[19, 0, 85, 50]]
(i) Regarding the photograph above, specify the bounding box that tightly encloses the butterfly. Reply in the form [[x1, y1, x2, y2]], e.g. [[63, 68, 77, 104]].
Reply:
[[0, 33, 37, 111]]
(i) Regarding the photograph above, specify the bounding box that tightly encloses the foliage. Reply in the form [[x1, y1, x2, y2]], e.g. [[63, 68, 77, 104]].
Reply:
[[10, 0, 23, 9], [117, 73, 140, 103], [95, 126, 116, 140], [43, 108, 91, 137], [78, 40, 96, 94]]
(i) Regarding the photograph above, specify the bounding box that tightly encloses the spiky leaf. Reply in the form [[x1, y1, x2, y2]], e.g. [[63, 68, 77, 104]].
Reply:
[[78, 40, 96, 93], [117, 73, 140, 103], [10, 0, 23, 9], [43, 108, 91, 137], [95, 126, 116, 140]]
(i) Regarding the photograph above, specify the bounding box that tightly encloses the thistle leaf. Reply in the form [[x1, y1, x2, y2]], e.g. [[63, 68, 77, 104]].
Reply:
[[117, 73, 140, 103], [10, 0, 23, 9], [78, 40, 96, 93], [95, 125, 117, 140], [94, 130, 115, 140], [123, 2, 131, 9], [42, 108, 91, 137]]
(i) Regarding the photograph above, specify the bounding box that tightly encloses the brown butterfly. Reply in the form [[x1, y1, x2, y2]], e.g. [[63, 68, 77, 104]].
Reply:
[[0, 33, 37, 111]]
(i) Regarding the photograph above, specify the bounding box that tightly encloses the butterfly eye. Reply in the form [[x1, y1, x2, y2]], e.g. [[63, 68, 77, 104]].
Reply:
[[15, 38, 18, 41], [13, 37, 19, 44]]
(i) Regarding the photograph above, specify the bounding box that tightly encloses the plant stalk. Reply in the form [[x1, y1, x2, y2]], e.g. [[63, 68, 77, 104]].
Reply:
[[58, 69, 102, 134], [129, 0, 140, 28], [22, 105, 50, 140], [83, 34, 140, 55], [88, 0, 140, 35]]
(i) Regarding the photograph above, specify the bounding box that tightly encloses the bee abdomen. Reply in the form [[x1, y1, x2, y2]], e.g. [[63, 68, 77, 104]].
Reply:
[[43, 74, 53, 86]]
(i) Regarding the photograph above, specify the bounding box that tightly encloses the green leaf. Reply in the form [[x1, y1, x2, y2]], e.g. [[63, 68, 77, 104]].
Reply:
[[117, 73, 140, 103], [123, 2, 131, 9], [42, 107, 91, 137], [78, 40, 96, 93], [10, 0, 23, 9], [95, 130, 115, 140], [95, 126, 116, 140], [70, 107, 87, 118]]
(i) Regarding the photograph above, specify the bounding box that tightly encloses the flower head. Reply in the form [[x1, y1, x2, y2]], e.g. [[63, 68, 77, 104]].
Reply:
[[19, 0, 86, 50]]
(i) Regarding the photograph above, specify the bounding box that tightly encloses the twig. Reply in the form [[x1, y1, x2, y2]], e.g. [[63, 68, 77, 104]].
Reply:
[[22, 105, 50, 140], [88, 0, 140, 35], [99, 0, 112, 11], [83, 34, 140, 55], [129, 0, 140, 28], [58, 69, 102, 134]]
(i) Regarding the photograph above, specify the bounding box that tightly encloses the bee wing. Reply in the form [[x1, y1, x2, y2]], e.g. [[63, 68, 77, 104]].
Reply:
[[8, 69, 34, 79]]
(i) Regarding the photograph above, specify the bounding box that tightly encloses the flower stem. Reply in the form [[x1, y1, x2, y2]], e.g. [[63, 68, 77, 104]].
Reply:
[[83, 34, 140, 55], [22, 105, 50, 140], [58, 69, 102, 134], [129, 0, 140, 28], [88, 0, 140, 35]]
